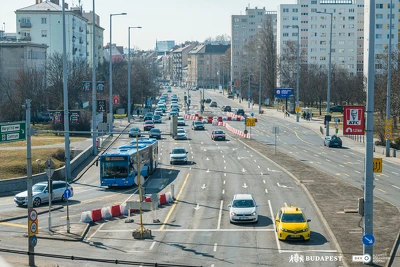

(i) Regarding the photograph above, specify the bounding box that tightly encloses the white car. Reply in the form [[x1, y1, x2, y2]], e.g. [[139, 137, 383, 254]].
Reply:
[[175, 128, 187, 140], [177, 117, 185, 126], [228, 194, 259, 223], [169, 147, 188, 165]]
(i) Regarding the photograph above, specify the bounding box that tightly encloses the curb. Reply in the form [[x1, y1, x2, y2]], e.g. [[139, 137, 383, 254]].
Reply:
[[236, 138, 348, 267], [0, 206, 64, 223], [35, 223, 91, 242]]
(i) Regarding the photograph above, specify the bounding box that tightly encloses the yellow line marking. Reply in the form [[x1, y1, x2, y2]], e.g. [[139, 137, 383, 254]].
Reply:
[[380, 173, 388, 177], [159, 173, 190, 230], [377, 188, 386, 193], [0, 222, 27, 229], [344, 174, 350, 177], [336, 173, 341, 176]]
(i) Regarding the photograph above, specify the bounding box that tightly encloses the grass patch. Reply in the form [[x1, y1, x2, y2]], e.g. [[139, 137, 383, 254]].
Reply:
[[0, 136, 87, 147], [114, 114, 127, 119], [0, 148, 71, 180]]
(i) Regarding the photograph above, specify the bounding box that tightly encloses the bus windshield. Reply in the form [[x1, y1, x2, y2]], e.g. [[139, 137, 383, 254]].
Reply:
[[101, 161, 128, 178]]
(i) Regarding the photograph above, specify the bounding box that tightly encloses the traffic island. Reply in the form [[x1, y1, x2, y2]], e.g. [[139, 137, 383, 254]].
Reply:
[[240, 138, 400, 267]]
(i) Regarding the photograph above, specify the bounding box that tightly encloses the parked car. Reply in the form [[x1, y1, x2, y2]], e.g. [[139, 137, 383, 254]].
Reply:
[[205, 98, 212, 103], [192, 121, 205, 130], [14, 181, 74, 207], [143, 120, 155, 131], [221, 106, 232, 112], [169, 147, 188, 165], [175, 128, 188, 140], [153, 115, 162, 123], [275, 206, 311, 241], [177, 117, 186, 126], [149, 128, 162, 139], [210, 101, 217, 107], [324, 135, 343, 148], [228, 194, 258, 223], [211, 130, 226, 141], [129, 127, 141, 138], [327, 105, 343, 113], [236, 108, 245, 116]]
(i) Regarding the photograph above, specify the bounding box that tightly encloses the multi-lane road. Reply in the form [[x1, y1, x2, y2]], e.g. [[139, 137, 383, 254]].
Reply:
[[0, 86, 398, 266]]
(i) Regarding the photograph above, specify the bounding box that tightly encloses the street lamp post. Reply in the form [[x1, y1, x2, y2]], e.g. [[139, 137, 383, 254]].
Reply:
[[109, 12, 127, 134], [128, 26, 142, 123], [91, 0, 97, 156], [258, 55, 262, 114], [289, 25, 300, 122], [386, 0, 393, 157], [317, 11, 333, 135]]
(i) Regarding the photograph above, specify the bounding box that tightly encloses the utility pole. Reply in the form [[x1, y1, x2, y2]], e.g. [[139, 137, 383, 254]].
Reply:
[[385, 0, 393, 157], [91, 0, 97, 155], [26, 100, 34, 266]]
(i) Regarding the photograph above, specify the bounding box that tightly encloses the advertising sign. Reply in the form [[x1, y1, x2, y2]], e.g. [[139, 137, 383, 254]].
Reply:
[[275, 88, 293, 98], [49, 111, 80, 124], [343, 106, 365, 135]]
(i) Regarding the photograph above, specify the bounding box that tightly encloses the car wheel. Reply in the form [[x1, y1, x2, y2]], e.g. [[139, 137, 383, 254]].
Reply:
[[33, 197, 41, 207]]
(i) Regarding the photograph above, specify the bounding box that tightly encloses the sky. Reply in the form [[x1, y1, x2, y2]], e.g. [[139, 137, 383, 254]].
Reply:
[[0, 0, 295, 50]]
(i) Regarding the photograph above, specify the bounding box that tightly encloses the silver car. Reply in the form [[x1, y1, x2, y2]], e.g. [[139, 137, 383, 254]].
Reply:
[[228, 194, 259, 223], [14, 181, 74, 207]]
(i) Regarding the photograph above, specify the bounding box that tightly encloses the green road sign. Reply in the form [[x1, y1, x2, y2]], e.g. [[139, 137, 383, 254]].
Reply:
[[0, 122, 26, 143]]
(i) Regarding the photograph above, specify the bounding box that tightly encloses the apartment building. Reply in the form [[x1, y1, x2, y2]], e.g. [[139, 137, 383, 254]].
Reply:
[[231, 6, 277, 94], [82, 11, 105, 67], [172, 43, 196, 85], [187, 44, 230, 88], [277, 0, 398, 83], [15, 0, 88, 62]]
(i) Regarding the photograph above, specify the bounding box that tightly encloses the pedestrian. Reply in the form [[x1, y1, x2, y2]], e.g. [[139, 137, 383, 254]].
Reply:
[[137, 109, 140, 116], [306, 113, 311, 121], [242, 97, 244, 102]]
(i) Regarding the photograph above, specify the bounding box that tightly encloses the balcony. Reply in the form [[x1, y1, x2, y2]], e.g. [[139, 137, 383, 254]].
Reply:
[[22, 36, 31, 41], [20, 22, 32, 28]]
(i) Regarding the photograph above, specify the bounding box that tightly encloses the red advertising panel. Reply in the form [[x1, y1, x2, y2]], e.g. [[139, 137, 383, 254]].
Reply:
[[113, 95, 120, 104], [343, 106, 365, 135]]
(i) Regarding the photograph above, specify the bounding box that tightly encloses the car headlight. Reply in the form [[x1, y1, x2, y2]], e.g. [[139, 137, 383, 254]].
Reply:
[[231, 212, 236, 216], [301, 228, 308, 232], [251, 212, 257, 216], [280, 227, 289, 232]]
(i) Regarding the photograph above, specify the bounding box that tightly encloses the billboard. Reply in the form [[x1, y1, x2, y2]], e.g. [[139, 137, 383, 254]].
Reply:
[[343, 106, 365, 135]]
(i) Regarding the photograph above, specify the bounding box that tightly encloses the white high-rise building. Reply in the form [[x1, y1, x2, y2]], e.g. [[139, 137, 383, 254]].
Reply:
[[277, 0, 398, 83], [231, 6, 277, 95], [15, 0, 88, 62]]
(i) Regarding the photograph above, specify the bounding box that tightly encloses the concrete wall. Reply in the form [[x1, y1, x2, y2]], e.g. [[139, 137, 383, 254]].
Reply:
[[0, 145, 93, 195]]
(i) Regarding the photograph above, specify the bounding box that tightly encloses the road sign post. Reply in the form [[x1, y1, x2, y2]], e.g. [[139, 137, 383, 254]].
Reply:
[[45, 156, 55, 231], [0, 122, 26, 143]]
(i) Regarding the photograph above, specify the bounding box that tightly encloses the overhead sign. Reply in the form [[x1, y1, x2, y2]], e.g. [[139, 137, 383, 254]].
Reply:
[[97, 100, 106, 112], [343, 106, 365, 135], [0, 122, 26, 143], [275, 88, 293, 98], [373, 158, 382, 173]]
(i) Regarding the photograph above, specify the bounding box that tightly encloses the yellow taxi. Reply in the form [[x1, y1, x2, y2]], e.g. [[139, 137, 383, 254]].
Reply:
[[275, 206, 311, 241]]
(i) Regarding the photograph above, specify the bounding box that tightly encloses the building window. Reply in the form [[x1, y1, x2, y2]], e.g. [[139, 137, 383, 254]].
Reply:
[[348, 48, 354, 52], [349, 24, 355, 29], [320, 33, 326, 37], [283, 8, 289, 12], [283, 33, 289, 37], [311, 0, 317, 4], [348, 56, 354, 61], [234, 25, 239, 29], [41, 30, 47, 37], [320, 41, 326, 45], [376, 24, 383, 29], [375, 34, 383, 39], [311, 40, 317, 45], [320, 48, 326, 52], [387, 34, 394, 39], [242, 18, 248, 22], [292, 32, 298, 37], [320, 25, 326, 28], [348, 40, 354, 45], [339, 24, 346, 28], [348, 16, 355, 21], [283, 16, 289, 21], [234, 18, 240, 22], [242, 25, 247, 28], [349, 8, 355, 12], [375, 4, 383, 9], [292, 8, 298, 12], [292, 16, 298, 20], [376, 14, 383, 19], [338, 40, 345, 45], [41, 17, 47, 24], [338, 56, 345, 61], [258, 18, 263, 22], [338, 48, 345, 53], [311, 56, 317, 60], [320, 56, 326, 61]]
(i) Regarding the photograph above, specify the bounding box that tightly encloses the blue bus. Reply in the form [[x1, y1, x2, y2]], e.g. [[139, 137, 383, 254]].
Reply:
[[99, 138, 159, 187]]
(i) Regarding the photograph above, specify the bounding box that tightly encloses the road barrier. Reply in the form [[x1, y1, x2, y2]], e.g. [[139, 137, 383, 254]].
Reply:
[[111, 205, 122, 217], [101, 207, 112, 219], [91, 209, 102, 222]]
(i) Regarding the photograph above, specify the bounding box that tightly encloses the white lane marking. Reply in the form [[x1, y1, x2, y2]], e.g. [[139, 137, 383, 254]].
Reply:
[[281, 250, 338, 253], [224, 160, 226, 163], [190, 147, 192, 150], [258, 166, 260, 169], [263, 180, 266, 184], [224, 166, 227, 169], [201, 142, 203, 144], [123, 188, 139, 204], [314, 154, 319, 157], [222, 190, 225, 194], [392, 185, 400, 190], [160, 153, 162, 156], [265, 189, 268, 194], [339, 164, 345, 167], [250, 154, 253, 157], [217, 200, 223, 230], [206, 169, 210, 173], [254, 159, 257, 162], [344, 155, 349, 157], [150, 241, 156, 250], [206, 158, 210, 161], [201, 184, 206, 189], [326, 159, 331, 162], [357, 159, 363, 162], [86, 222, 105, 241], [269, 200, 281, 253], [392, 172, 399, 175], [214, 243, 217, 252], [191, 156, 194, 159], [220, 151, 223, 153], [194, 203, 200, 210], [293, 146, 297, 149], [224, 173, 226, 176], [354, 170, 361, 174], [243, 183, 248, 188], [261, 172, 263, 176], [223, 180, 226, 185], [303, 150, 308, 152], [242, 168, 246, 172], [284, 202, 287, 206], [100, 228, 275, 232], [222, 155, 224, 158]]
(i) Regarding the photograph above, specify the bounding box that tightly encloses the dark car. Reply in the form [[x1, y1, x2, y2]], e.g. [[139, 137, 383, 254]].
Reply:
[[221, 106, 232, 112], [236, 109, 245, 116], [205, 98, 212, 103], [327, 105, 343, 113], [129, 127, 141, 137], [210, 101, 217, 107], [192, 121, 205, 130], [324, 135, 343, 148], [143, 120, 155, 131], [149, 128, 162, 139]]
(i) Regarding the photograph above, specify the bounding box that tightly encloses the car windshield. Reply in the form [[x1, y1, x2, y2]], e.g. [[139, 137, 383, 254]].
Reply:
[[194, 122, 203, 125], [32, 184, 46, 192], [281, 213, 306, 223], [150, 129, 160, 133], [214, 131, 224, 134], [172, 148, 186, 154], [130, 128, 139, 132], [178, 118, 184, 121], [177, 129, 185, 133], [154, 115, 161, 119], [232, 199, 255, 208], [145, 121, 153, 124]]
